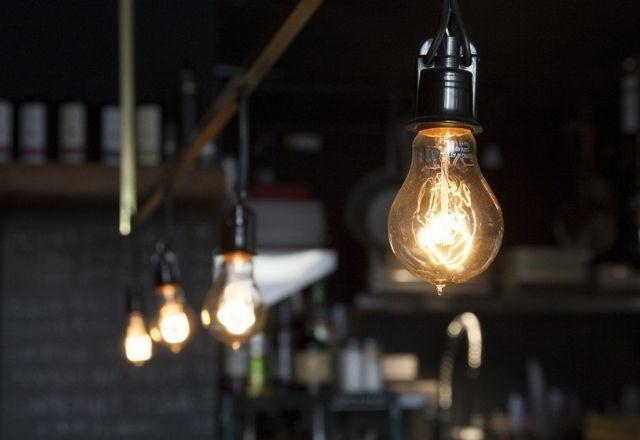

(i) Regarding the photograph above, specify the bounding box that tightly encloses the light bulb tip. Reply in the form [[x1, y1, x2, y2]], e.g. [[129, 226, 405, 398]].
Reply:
[[435, 284, 446, 295]]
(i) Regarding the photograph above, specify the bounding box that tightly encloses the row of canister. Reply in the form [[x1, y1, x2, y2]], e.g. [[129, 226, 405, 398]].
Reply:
[[227, 335, 384, 394], [0, 100, 165, 165]]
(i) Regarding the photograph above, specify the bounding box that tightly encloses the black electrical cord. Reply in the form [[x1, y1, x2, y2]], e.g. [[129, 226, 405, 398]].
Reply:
[[449, 0, 472, 66], [423, 0, 473, 67], [163, 188, 175, 248], [218, 92, 256, 255], [236, 93, 250, 202], [124, 231, 143, 314], [424, 0, 452, 66]]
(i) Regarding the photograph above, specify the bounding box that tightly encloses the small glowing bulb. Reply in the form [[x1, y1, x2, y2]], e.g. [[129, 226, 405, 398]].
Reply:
[[151, 283, 194, 353], [159, 302, 191, 345], [216, 295, 256, 335], [202, 252, 266, 348], [124, 311, 152, 367], [201, 309, 211, 326], [388, 127, 503, 293]]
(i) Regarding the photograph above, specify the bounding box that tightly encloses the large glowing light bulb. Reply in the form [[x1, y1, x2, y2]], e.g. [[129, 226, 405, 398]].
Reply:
[[123, 311, 153, 367], [201, 252, 266, 349], [388, 127, 503, 294], [150, 283, 195, 353]]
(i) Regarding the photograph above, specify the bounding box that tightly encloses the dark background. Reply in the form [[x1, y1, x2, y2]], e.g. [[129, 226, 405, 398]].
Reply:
[[1, 0, 640, 438]]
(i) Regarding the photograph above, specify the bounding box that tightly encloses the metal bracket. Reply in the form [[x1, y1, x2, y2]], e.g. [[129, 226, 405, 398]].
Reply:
[[416, 38, 479, 120]]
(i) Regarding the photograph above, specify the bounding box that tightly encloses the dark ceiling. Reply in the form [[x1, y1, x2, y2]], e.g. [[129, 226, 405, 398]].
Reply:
[[223, 0, 640, 105], [3, 0, 639, 107]]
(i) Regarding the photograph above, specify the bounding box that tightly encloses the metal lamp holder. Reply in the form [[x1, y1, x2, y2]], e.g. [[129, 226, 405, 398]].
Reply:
[[408, 0, 481, 133]]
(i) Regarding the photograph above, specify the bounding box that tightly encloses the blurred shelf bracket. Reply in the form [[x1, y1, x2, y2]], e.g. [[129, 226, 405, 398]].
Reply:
[[134, 0, 324, 227]]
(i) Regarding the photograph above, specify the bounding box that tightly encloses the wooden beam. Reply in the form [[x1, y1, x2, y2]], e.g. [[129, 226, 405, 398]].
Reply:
[[0, 164, 224, 205], [135, 0, 324, 226]]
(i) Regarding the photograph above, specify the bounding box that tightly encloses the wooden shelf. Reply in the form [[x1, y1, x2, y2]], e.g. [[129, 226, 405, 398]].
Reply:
[[356, 290, 640, 315], [0, 163, 225, 206]]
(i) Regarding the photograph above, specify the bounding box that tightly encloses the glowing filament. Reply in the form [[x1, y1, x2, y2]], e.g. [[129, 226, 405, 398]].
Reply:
[[414, 143, 477, 272], [216, 282, 257, 336], [158, 302, 191, 345]]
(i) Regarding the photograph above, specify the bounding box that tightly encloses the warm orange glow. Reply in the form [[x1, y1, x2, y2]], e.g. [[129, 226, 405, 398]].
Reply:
[[388, 126, 503, 294], [155, 283, 179, 298], [158, 301, 191, 346], [124, 312, 153, 367], [414, 172, 477, 272], [201, 254, 266, 348], [224, 251, 253, 263], [419, 126, 472, 138], [152, 283, 194, 352]]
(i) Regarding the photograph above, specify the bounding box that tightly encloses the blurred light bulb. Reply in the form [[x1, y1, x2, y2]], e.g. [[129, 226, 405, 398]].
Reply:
[[124, 311, 153, 367], [388, 127, 503, 294], [151, 283, 194, 353], [202, 252, 266, 349], [216, 294, 256, 335], [159, 302, 191, 344]]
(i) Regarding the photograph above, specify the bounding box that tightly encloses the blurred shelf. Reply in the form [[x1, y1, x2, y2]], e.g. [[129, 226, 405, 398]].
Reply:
[[0, 163, 225, 206], [222, 391, 417, 440], [356, 290, 640, 315], [226, 391, 427, 412]]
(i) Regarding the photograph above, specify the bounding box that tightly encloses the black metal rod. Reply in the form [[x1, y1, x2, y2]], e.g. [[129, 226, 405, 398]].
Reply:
[[163, 185, 175, 246], [237, 93, 250, 201], [124, 231, 143, 313]]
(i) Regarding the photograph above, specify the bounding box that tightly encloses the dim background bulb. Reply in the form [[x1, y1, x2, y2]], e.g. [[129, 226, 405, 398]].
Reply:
[[216, 287, 257, 335], [124, 311, 153, 367], [388, 127, 503, 293], [151, 284, 195, 353], [159, 301, 191, 344], [201, 252, 266, 349]]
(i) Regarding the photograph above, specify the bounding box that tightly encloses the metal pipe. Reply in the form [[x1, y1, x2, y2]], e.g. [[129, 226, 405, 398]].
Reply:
[[119, 0, 136, 236], [438, 312, 482, 438]]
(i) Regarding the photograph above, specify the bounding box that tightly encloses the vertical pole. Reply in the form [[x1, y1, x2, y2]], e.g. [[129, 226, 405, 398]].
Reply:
[[119, 0, 136, 235]]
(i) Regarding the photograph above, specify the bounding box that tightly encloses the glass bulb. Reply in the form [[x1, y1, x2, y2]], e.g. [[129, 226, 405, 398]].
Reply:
[[123, 311, 153, 367], [201, 252, 266, 349], [388, 127, 503, 293], [150, 283, 195, 353]]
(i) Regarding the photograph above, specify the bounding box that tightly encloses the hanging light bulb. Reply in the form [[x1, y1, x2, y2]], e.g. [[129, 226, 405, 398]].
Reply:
[[202, 249, 266, 349], [149, 243, 195, 353], [123, 290, 153, 366], [201, 93, 266, 349], [388, 1, 503, 294]]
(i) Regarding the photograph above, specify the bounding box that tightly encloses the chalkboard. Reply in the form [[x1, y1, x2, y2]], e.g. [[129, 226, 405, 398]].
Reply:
[[1, 210, 221, 439]]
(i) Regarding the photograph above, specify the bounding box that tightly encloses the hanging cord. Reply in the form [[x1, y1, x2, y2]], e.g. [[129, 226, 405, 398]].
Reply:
[[163, 187, 176, 247], [124, 230, 143, 313], [423, 0, 473, 67], [236, 92, 250, 202]]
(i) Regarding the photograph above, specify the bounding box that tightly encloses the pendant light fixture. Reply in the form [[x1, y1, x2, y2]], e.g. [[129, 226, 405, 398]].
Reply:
[[388, 0, 503, 294], [201, 93, 267, 350], [149, 240, 196, 353], [122, 235, 153, 366], [123, 287, 153, 366]]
